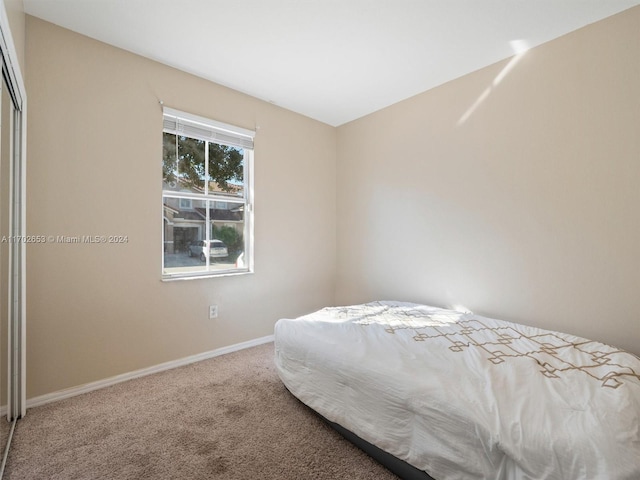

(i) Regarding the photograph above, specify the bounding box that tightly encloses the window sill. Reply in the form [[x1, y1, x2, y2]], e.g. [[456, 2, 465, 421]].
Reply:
[[161, 268, 253, 282]]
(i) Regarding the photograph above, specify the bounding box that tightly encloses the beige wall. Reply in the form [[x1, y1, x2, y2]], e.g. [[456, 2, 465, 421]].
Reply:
[[336, 6, 640, 356], [25, 16, 336, 398]]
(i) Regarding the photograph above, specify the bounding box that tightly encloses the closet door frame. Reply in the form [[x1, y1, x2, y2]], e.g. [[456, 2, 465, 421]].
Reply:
[[0, 4, 27, 421]]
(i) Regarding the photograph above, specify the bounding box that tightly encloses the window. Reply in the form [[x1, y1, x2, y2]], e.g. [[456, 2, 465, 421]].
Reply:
[[162, 108, 254, 279]]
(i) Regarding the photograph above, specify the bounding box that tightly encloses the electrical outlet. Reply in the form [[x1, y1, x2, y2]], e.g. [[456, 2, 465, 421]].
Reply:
[[209, 305, 218, 319]]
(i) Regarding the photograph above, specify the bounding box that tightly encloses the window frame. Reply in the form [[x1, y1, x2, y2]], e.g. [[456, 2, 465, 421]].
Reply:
[[161, 108, 254, 281]]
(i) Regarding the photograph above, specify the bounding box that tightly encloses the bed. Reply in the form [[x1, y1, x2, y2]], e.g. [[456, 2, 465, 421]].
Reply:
[[274, 301, 640, 480]]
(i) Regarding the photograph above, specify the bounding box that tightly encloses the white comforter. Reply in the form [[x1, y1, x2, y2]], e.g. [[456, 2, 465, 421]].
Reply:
[[274, 301, 640, 480]]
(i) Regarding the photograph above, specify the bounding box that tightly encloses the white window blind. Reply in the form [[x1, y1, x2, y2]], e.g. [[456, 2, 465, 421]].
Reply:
[[162, 107, 254, 150]]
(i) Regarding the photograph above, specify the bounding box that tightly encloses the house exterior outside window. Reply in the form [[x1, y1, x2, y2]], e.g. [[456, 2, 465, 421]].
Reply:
[[162, 108, 254, 279]]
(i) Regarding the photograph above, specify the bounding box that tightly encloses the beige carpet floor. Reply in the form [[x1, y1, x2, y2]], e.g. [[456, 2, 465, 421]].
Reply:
[[0, 418, 10, 458], [5, 343, 399, 479]]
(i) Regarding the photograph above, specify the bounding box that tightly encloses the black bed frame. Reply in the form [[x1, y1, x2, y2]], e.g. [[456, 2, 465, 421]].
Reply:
[[297, 395, 435, 480], [286, 384, 436, 479], [321, 415, 436, 480]]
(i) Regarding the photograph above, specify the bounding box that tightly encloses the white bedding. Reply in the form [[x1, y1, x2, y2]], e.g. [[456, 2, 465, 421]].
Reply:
[[274, 301, 640, 480]]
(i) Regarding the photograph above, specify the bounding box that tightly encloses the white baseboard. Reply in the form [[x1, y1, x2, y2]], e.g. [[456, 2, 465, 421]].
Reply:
[[25, 334, 275, 410]]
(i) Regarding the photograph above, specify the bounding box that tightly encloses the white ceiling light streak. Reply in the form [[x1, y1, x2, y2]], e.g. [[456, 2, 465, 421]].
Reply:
[[457, 40, 531, 126]]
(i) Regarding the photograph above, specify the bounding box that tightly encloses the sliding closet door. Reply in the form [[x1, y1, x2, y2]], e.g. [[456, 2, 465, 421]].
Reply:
[[4, 79, 24, 424], [0, 73, 9, 454], [0, 5, 27, 440]]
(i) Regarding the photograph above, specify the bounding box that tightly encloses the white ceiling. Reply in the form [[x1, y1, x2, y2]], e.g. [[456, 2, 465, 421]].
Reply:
[[22, 0, 640, 126]]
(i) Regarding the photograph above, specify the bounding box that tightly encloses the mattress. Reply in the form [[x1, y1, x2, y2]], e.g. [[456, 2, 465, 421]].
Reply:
[[274, 301, 640, 480]]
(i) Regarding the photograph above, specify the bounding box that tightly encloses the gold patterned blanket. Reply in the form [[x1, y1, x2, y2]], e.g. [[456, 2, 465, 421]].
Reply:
[[275, 301, 640, 480]]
